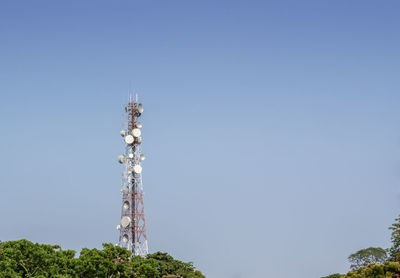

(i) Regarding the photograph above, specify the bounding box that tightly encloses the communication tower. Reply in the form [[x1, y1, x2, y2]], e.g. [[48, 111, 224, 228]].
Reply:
[[116, 94, 148, 256]]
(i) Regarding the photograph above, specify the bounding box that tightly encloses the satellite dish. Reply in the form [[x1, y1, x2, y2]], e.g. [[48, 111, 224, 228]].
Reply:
[[135, 137, 142, 144], [118, 155, 126, 164], [123, 201, 130, 210], [122, 234, 129, 243], [128, 152, 134, 159], [133, 164, 142, 174], [138, 103, 144, 114], [132, 128, 141, 137], [120, 130, 126, 137], [116, 224, 121, 230], [124, 135, 134, 145], [136, 122, 142, 129], [140, 154, 146, 161], [121, 216, 131, 228]]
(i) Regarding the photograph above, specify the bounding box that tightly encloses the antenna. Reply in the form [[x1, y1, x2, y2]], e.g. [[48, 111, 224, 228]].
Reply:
[[117, 94, 149, 256]]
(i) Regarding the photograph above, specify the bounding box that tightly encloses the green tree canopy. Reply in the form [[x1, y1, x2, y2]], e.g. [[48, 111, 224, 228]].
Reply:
[[0, 239, 205, 278], [348, 247, 387, 270], [342, 261, 400, 278], [322, 214, 400, 277], [388, 215, 400, 262]]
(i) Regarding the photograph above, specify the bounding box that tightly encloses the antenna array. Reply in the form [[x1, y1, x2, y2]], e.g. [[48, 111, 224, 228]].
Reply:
[[117, 96, 148, 256]]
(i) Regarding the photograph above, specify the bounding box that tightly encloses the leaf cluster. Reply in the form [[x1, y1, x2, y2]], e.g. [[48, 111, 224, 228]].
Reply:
[[388, 216, 400, 262], [341, 261, 400, 278], [348, 247, 387, 270], [0, 240, 205, 278]]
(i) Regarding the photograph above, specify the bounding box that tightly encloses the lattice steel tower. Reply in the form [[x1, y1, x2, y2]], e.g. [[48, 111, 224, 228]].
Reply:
[[116, 95, 148, 256]]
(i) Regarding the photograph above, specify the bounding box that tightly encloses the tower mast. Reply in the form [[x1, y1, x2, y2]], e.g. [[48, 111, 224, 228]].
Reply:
[[117, 96, 148, 256]]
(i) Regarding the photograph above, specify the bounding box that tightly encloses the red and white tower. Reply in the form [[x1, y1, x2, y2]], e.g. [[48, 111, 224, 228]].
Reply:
[[117, 95, 148, 256]]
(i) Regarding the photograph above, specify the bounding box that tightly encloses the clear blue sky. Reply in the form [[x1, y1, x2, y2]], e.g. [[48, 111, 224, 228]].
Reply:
[[1, 1, 400, 277]]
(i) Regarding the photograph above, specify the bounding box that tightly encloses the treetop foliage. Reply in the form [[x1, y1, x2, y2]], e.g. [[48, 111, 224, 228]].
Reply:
[[0, 239, 205, 278], [321, 262, 400, 278], [341, 261, 400, 278], [321, 214, 400, 278], [347, 247, 387, 270], [388, 215, 400, 262]]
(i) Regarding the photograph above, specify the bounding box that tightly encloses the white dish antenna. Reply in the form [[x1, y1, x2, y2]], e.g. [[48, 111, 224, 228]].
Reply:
[[138, 103, 144, 114], [123, 201, 130, 210], [128, 152, 134, 159], [118, 155, 126, 164], [116, 224, 121, 230], [135, 137, 142, 144], [133, 164, 142, 174], [121, 216, 131, 228], [124, 135, 134, 145], [132, 128, 141, 137], [122, 234, 129, 243], [136, 122, 142, 128], [140, 154, 146, 161], [120, 130, 126, 137]]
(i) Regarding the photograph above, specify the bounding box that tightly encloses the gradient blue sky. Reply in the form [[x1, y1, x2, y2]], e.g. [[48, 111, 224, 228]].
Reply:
[[1, 1, 400, 277]]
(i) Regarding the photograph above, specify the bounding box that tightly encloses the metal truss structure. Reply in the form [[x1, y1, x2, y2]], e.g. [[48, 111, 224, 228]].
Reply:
[[117, 95, 148, 256]]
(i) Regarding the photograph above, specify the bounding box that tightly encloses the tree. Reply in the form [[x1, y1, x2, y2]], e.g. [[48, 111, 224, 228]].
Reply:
[[388, 215, 400, 261], [0, 239, 76, 277], [347, 247, 387, 270], [341, 261, 400, 278], [145, 252, 204, 278], [0, 239, 205, 278]]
